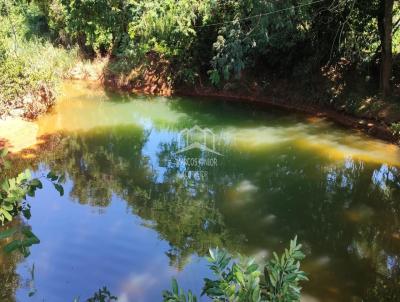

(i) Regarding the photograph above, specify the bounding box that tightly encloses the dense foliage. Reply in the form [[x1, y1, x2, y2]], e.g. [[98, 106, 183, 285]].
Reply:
[[163, 237, 307, 302], [1, 0, 399, 106], [20, 0, 398, 93]]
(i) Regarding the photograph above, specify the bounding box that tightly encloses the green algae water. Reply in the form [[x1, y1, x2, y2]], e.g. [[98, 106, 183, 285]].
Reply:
[[1, 81, 400, 301]]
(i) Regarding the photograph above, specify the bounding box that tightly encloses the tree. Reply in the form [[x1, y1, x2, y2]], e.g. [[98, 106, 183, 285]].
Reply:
[[379, 0, 394, 97]]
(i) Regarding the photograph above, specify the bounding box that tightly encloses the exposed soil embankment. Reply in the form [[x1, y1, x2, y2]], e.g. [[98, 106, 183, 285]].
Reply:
[[104, 53, 173, 96], [65, 54, 172, 96]]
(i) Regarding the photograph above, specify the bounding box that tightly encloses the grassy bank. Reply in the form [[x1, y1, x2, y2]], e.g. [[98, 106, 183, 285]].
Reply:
[[0, 0, 77, 119]]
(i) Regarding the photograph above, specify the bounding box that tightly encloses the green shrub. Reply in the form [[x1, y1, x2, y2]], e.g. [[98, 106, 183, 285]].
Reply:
[[163, 237, 308, 302]]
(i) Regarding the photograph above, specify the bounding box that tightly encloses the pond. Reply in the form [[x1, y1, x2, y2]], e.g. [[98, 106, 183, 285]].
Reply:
[[1, 81, 400, 301]]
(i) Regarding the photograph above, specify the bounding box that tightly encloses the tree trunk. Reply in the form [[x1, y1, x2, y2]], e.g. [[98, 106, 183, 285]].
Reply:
[[380, 0, 394, 98]]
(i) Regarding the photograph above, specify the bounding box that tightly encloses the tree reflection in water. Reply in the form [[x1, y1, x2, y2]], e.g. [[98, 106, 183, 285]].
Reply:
[[1, 122, 400, 301]]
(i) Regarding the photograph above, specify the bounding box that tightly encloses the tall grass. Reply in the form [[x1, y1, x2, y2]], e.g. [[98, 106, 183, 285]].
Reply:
[[0, 0, 78, 107], [0, 39, 78, 104]]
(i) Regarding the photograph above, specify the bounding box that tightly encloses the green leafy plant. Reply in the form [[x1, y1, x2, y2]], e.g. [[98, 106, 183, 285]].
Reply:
[[163, 278, 198, 302], [0, 149, 65, 225], [0, 148, 65, 257], [0, 149, 41, 224], [163, 237, 307, 302], [263, 237, 308, 301], [202, 248, 262, 301]]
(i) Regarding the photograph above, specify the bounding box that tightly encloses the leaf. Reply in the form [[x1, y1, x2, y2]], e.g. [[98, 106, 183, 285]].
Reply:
[[22, 236, 40, 246], [269, 270, 277, 287], [209, 248, 215, 260], [246, 263, 259, 274], [22, 207, 32, 219], [0, 227, 17, 240], [53, 183, 64, 196], [27, 186, 36, 197], [21, 226, 36, 238], [220, 255, 231, 270], [252, 287, 260, 302], [187, 291, 192, 301], [30, 179, 42, 189], [2, 203, 13, 211], [205, 256, 213, 263], [0, 208, 13, 222], [234, 270, 245, 286], [172, 278, 179, 295], [47, 171, 58, 181], [204, 287, 224, 297], [4, 239, 21, 254]]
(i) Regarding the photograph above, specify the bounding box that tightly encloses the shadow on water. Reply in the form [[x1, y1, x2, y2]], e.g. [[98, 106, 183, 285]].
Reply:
[[1, 82, 400, 301]]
